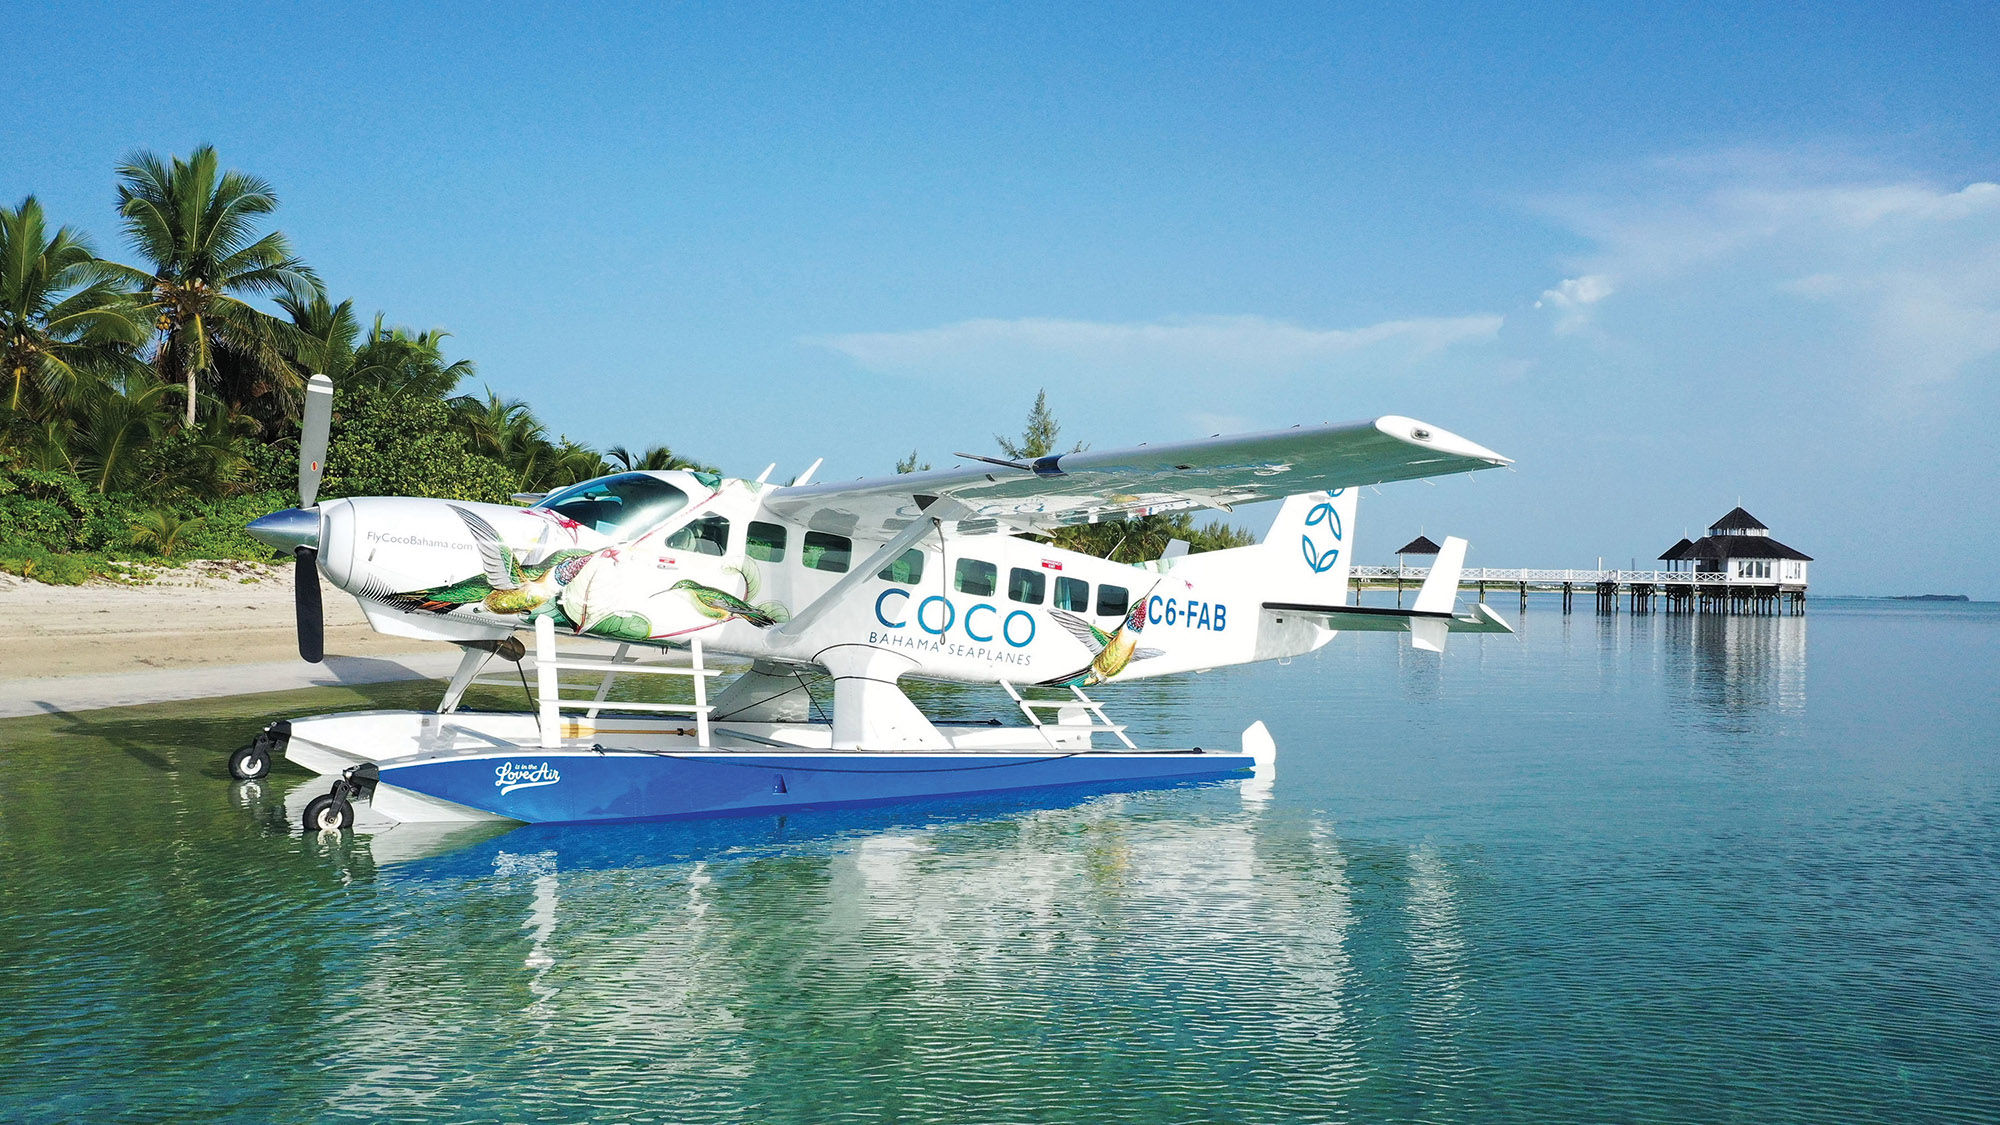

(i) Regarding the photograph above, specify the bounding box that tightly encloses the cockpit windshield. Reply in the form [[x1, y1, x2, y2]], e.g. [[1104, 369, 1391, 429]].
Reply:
[[535, 473, 690, 537]]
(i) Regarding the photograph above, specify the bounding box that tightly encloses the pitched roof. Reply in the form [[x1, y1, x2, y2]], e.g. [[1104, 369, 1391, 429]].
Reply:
[[1658, 538, 1695, 561], [1687, 534, 1812, 562], [1395, 535, 1441, 555], [1708, 506, 1768, 532]]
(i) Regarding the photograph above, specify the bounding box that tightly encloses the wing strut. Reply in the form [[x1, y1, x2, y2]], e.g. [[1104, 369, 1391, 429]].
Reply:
[[772, 497, 974, 638]]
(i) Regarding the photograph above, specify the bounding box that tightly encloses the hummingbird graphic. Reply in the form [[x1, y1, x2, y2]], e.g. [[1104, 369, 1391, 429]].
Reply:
[[1039, 594, 1165, 687], [380, 506, 593, 617], [672, 578, 779, 627]]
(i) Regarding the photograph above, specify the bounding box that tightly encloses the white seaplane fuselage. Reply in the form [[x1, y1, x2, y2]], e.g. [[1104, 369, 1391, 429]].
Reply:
[[330, 477, 1329, 688]]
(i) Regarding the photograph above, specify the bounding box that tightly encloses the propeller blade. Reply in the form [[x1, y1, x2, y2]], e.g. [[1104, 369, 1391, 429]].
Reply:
[[295, 545, 325, 663], [298, 373, 334, 508]]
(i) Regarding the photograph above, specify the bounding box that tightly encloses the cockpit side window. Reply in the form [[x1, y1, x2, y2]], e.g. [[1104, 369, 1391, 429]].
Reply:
[[535, 473, 690, 537], [667, 514, 731, 556]]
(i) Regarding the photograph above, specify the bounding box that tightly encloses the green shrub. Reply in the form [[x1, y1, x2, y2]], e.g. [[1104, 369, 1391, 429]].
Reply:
[[0, 495, 79, 552], [319, 386, 515, 504], [0, 547, 128, 586], [79, 494, 142, 552], [182, 490, 292, 561]]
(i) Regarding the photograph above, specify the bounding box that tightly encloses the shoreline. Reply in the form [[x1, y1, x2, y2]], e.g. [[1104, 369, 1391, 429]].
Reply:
[[0, 562, 448, 717], [0, 652, 462, 720]]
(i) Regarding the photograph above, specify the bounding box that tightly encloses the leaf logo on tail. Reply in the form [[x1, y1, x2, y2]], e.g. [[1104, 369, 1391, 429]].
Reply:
[[1300, 489, 1346, 573]]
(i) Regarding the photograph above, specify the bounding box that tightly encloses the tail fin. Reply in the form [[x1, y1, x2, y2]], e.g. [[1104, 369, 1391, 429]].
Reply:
[[1260, 487, 1360, 607], [1169, 487, 1360, 602]]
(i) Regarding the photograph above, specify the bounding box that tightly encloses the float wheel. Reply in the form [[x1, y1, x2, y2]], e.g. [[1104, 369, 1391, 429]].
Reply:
[[229, 743, 271, 781], [303, 793, 354, 832]]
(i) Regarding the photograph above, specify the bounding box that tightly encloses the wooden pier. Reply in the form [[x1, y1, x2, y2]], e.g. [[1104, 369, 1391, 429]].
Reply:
[[1350, 566, 1807, 615]]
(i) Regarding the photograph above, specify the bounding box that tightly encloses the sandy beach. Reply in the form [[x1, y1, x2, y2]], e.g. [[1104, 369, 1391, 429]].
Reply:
[[0, 561, 432, 680], [0, 563, 458, 717]]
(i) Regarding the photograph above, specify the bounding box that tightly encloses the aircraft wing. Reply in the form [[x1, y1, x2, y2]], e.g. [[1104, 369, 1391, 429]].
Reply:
[[762, 415, 1508, 539]]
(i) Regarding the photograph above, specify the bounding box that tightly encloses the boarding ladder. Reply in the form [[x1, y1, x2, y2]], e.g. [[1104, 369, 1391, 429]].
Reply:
[[442, 615, 722, 749], [531, 615, 717, 749], [998, 681, 1138, 750]]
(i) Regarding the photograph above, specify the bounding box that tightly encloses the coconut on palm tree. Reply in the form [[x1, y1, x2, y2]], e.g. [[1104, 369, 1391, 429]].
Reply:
[[0, 196, 147, 416], [113, 146, 320, 428]]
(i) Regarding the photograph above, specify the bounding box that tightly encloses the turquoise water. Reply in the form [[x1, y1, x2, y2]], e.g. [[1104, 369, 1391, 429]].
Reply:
[[2, 600, 1996, 1122]]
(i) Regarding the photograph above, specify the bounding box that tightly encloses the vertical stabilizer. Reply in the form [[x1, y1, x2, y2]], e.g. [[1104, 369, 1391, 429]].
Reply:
[[1157, 486, 1361, 664], [1261, 487, 1360, 607], [1412, 536, 1467, 614]]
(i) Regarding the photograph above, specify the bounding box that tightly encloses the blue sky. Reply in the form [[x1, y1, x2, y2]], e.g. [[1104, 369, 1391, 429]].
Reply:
[[8, 2, 1999, 595]]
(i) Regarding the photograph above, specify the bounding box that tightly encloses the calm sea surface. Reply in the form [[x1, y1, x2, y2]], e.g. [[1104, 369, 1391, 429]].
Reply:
[[1, 599, 1996, 1123]]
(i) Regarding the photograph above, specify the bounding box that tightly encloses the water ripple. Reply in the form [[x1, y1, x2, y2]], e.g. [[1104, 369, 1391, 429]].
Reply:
[[1, 605, 1997, 1122]]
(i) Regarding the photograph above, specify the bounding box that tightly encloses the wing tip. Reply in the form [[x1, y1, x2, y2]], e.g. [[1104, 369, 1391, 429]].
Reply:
[[1373, 415, 1510, 467]]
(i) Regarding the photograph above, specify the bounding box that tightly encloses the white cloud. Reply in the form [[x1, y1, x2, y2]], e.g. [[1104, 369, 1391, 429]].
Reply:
[[807, 313, 1503, 383], [1539, 155, 2000, 391], [1534, 274, 1615, 333]]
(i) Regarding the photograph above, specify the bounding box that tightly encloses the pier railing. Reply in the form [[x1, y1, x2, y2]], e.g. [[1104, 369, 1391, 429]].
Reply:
[[1349, 566, 1801, 588]]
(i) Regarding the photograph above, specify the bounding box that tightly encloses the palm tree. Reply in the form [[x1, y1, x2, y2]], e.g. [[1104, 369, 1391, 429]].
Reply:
[[129, 508, 207, 556], [16, 414, 76, 472], [276, 288, 359, 383], [606, 444, 706, 472], [350, 316, 475, 399], [70, 377, 170, 493], [277, 294, 476, 403], [113, 146, 320, 427], [0, 197, 147, 416], [538, 438, 610, 489], [450, 388, 542, 463]]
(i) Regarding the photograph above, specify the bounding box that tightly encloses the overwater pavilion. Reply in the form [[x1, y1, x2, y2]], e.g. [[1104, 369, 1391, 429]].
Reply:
[[1655, 507, 1810, 614]]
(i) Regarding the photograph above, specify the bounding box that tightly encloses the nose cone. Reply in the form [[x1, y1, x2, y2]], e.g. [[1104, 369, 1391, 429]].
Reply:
[[246, 507, 321, 551]]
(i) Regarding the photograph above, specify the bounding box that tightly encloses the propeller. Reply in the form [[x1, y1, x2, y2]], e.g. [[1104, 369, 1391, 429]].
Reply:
[[294, 374, 334, 663]]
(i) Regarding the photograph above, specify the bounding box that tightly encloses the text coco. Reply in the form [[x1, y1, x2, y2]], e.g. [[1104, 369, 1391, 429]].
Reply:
[[874, 590, 1038, 647]]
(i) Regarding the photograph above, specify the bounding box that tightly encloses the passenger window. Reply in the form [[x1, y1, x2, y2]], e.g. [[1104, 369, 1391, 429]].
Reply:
[[802, 531, 851, 573], [954, 559, 997, 598], [666, 514, 730, 556], [877, 549, 925, 584], [1008, 567, 1046, 604], [746, 521, 786, 562], [1054, 576, 1090, 612], [1098, 584, 1129, 618]]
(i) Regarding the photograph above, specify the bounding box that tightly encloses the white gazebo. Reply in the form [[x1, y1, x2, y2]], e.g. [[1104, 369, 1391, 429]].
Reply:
[[1660, 508, 1811, 586]]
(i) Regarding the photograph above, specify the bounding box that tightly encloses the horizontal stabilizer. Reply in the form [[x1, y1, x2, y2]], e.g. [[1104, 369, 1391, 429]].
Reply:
[[1261, 600, 1514, 652]]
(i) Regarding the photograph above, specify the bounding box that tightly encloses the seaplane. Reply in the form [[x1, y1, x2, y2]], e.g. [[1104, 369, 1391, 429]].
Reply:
[[237, 374, 1515, 833]]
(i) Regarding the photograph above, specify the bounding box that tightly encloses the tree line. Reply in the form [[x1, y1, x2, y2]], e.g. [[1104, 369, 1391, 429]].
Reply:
[[0, 146, 700, 581]]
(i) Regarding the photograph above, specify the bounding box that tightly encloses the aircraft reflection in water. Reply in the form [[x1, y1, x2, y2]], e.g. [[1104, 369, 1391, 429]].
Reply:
[[298, 781, 1478, 1119]]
